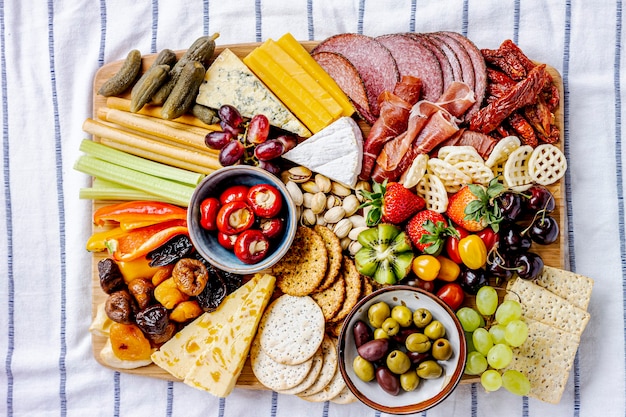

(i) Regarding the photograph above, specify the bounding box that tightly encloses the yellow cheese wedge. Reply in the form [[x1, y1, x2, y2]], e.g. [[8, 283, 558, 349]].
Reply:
[[184, 273, 276, 397], [244, 48, 333, 134], [150, 274, 262, 380], [276, 33, 354, 117], [260, 39, 343, 119]]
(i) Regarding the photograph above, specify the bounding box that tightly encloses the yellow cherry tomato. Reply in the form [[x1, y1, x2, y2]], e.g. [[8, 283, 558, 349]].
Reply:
[[436, 255, 461, 282], [411, 255, 441, 281], [458, 235, 488, 269]]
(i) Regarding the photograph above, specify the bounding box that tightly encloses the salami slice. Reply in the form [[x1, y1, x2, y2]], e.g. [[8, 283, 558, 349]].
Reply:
[[312, 33, 399, 119], [311, 51, 374, 124], [438, 31, 487, 118], [425, 33, 464, 85], [430, 32, 475, 92], [406, 33, 455, 95], [376, 33, 443, 102]]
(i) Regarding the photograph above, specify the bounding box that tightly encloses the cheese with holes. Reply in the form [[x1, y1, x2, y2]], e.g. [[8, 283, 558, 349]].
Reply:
[[281, 117, 363, 187], [196, 48, 310, 137], [150, 273, 274, 385], [184, 273, 275, 397]]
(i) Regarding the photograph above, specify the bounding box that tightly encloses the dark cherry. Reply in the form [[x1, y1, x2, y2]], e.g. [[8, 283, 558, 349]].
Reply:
[[528, 215, 559, 245], [524, 185, 556, 213], [486, 254, 513, 281], [513, 252, 544, 280], [458, 266, 488, 295], [499, 222, 532, 253], [498, 191, 523, 221]]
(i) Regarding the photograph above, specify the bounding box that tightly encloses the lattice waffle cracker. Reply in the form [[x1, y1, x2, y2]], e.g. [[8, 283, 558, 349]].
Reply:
[[440, 145, 484, 165], [504, 145, 534, 189], [485, 135, 521, 168], [415, 173, 448, 213], [400, 153, 428, 189], [427, 158, 471, 193], [454, 160, 495, 185], [528, 144, 567, 185]]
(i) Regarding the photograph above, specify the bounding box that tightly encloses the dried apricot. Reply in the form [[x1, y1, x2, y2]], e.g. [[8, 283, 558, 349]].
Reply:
[[109, 322, 152, 361]]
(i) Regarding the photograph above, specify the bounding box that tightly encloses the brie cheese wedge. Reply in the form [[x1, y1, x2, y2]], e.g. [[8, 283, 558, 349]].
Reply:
[[281, 117, 363, 188]]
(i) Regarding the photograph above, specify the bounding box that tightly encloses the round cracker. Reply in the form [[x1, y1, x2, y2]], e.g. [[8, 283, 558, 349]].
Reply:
[[258, 294, 325, 365], [250, 336, 313, 391], [271, 226, 328, 296], [330, 386, 358, 404], [277, 346, 324, 395], [311, 273, 346, 321], [312, 225, 343, 292], [297, 336, 338, 397], [328, 258, 362, 323], [298, 356, 346, 402]]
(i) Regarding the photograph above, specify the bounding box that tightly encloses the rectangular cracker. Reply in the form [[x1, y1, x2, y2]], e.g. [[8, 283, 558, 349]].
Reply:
[[505, 355, 570, 404], [515, 318, 580, 372], [533, 265, 594, 310], [504, 278, 590, 336]]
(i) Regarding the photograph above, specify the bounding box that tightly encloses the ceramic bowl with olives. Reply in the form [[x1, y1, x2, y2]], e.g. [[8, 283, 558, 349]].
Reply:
[[187, 165, 298, 274], [337, 285, 467, 414]]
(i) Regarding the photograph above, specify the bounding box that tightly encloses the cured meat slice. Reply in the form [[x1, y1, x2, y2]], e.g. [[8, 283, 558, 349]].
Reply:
[[359, 76, 422, 180], [312, 51, 373, 124], [434, 129, 497, 159], [376, 33, 443, 101], [434, 81, 475, 119], [407, 33, 455, 94], [430, 32, 475, 91], [437, 31, 487, 119], [312, 33, 399, 119], [425, 33, 464, 84]]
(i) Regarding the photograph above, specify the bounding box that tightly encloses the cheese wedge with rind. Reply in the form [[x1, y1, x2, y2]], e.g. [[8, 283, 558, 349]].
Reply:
[[281, 117, 363, 188], [196, 48, 310, 137]]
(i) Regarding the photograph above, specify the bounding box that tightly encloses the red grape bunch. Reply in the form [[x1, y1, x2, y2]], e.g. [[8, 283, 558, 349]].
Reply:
[[204, 105, 298, 174]]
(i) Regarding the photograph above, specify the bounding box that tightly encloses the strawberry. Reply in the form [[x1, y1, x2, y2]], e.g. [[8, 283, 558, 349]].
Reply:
[[360, 180, 426, 226], [446, 179, 505, 232], [406, 210, 457, 255]]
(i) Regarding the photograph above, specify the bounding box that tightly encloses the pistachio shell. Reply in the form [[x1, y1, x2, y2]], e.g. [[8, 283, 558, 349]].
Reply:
[[348, 214, 367, 229], [302, 192, 314, 209], [348, 240, 363, 256], [324, 206, 346, 224], [285, 181, 304, 206], [288, 166, 312, 183], [301, 208, 316, 226], [315, 174, 332, 193], [342, 194, 360, 217], [333, 218, 353, 239], [311, 192, 327, 214], [331, 182, 352, 197], [348, 226, 370, 241], [301, 180, 320, 193], [326, 195, 342, 210], [316, 214, 327, 226], [355, 180, 372, 202], [340, 237, 352, 250]]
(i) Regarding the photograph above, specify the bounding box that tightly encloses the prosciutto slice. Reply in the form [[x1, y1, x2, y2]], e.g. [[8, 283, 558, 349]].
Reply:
[[359, 76, 422, 180]]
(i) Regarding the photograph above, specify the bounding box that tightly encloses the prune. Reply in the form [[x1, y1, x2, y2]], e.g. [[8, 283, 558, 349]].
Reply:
[[105, 290, 137, 324], [135, 304, 169, 335], [146, 322, 177, 346], [196, 268, 228, 312], [147, 234, 194, 267], [98, 258, 125, 294]]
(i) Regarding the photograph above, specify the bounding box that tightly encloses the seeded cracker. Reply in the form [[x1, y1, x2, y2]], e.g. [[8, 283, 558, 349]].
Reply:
[[277, 347, 324, 395], [533, 265, 594, 310], [313, 225, 344, 292], [328, 258, 362, 324], [257, 294, 325, 365], [271, 226, 327, 296], [297, 336, 338, 397], [250, 336, 313, 391], [311, 273, 346, 321]]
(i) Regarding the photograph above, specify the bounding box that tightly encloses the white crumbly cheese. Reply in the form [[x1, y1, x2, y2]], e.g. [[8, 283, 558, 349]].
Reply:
[[281, 117, 363, 187], [196, 48, 310, 137]]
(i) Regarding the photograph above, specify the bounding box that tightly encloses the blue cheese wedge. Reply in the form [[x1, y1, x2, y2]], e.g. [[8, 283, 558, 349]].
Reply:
[[281, 117, 363, 188], [196, 48, 311, 137]]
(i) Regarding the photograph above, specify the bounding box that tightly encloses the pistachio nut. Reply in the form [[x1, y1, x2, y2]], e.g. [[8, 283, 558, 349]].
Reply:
[[348, 226, 370, 241], [348, 214, 367, 229], [301, 180, 320, 193], [287, 166, 312, 183], [342, 194, 360, 217], [331, 181, 352, 197], [355, 180, 372, 202], [314, 174, 332, 193], [326, 195, 342, 210], [302, 192, 314, 209], [311, 192, 327, 214], [340, 236, 352, 251], [316, 214, 327, 226], [333, 218, 353, 239], [285, 181, 304, 206], [324, 206, 346, 224], [301, 208, 316, 226], [348, 240, 363, 256]]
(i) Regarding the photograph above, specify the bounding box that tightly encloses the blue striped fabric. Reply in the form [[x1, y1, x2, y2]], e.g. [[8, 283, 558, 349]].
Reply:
[[0, 0, 621, 416]]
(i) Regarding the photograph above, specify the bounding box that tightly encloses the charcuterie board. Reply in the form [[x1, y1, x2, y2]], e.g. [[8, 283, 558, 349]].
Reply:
[[89, 41, 566, 389]]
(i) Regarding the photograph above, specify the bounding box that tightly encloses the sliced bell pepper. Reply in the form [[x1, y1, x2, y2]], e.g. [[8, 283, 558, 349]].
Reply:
[[93, 201, 187, 229], [105, 219, 189, 262], [86, 227, 127, 252]]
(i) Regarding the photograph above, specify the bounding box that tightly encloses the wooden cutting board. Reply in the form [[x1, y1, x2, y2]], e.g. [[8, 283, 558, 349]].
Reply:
[[89, 42, 566, 388]]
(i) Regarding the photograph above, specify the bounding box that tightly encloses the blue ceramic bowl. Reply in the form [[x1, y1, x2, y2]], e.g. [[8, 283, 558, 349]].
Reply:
[[187, 165, 297, 274]]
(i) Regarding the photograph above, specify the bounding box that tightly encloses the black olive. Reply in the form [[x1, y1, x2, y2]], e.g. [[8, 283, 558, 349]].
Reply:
[[147, 234, 194, 267], [98, 258, 125, 294], [135, 304, 169, 335], [105, 290, 137, 324]]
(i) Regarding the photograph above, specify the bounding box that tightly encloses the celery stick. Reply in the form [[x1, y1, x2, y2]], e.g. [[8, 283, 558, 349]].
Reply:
[[74, 155, 195, 207], [79, 139, 205, 186], [79, 179, 170, 202]]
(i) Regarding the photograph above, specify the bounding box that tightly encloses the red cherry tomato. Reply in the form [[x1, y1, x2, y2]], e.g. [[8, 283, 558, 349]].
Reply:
[[246, 184, 283, 218], [436, 282, 465, 311], [216, 201, 255, 235], [476, 227, 499, 251], [219, 185, 250, 205], [217, 231, 237, 250], [259, 217, 284, 239], [445, 225, 469, 264], [234, 229, 270, 264], [199, 197, 220, 231]]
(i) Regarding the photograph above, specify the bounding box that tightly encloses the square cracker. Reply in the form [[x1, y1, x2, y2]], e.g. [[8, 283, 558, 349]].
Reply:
[[505, 355, 569, 404], [533, 265, 594, 310], [504, 278, 590, 336]]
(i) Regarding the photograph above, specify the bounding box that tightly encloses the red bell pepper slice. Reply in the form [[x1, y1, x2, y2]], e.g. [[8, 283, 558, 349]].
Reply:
[[105, 219, 189, 262], [93, 201, 187, 228]]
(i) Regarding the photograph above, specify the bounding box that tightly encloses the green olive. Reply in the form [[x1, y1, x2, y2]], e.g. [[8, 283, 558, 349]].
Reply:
[[424, 320, 446, 340], [374, 328, 389, 339], [405, 332, 431, 353], [381, 317, 400, 336], [400, 369, 420, 392], [368, 301, 391, 328], [432, 338, 453, 361], [391, 305, 413, 327], [353, 355, 375, 382], [386, 350, 411, 375], [413, 308, 433, 328], [416, 360, 443, 379]]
